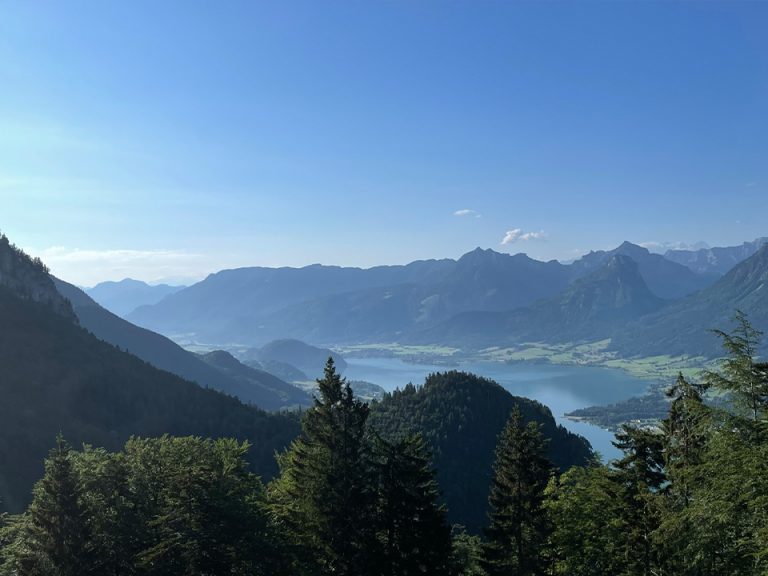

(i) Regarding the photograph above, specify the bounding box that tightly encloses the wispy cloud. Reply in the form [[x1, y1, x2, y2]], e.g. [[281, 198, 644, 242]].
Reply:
[[453, 208, 481, 218], [501, 229, 547, 245], [26, 246, 212, 287], [639, 240, 709, 253]]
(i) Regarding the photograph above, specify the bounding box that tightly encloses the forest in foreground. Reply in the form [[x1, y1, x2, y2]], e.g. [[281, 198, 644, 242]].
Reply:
[[2, 313, 768, 575]]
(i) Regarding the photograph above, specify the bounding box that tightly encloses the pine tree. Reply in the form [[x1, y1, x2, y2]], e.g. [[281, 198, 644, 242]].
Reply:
[[544, 462, 628, 576], [705, 310, 768, 421], [270, 357, 378, 576], [611, 426, 665, 576], [374, 433, 452, 576], [21, 435, 93, 576], [482, 406, 552, 576], [134, 436, 278, 576], [663, 373, 709, 503]]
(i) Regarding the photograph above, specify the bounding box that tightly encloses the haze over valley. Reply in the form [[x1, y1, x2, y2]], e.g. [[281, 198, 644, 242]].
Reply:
[[3, 2, 768, 574]]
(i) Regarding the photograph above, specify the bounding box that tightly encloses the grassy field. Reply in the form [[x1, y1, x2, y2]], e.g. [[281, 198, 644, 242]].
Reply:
[[338, 340, 714, 384]]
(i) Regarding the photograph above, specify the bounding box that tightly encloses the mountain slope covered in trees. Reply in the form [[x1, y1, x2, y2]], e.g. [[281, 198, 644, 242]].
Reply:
[[54, 278, 305, 410], [369, 371, 592, 533], [0, 239, 300, 512]]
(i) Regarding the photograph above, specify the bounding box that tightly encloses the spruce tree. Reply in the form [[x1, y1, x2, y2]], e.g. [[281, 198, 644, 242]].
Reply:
[[482, 406, 552, 576], [611, 426, 665, 576], [270, 357, 378, 576], [374, 433, 452, 576], [705, 310, 768, 421], [21, 435, 93, 576]]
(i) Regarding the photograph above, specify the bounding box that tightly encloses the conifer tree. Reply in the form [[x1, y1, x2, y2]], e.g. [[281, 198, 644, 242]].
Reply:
[[270, 357, 378, 576], [21, 435, 93, 576], [611, 426, 665, 576], [705, 310, 768, 421], [482, 406, 552, 576], [374, 433, 452, 576]]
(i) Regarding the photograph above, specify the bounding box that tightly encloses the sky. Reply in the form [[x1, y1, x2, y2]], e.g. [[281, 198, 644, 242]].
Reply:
[[1, 1, 767, 286]]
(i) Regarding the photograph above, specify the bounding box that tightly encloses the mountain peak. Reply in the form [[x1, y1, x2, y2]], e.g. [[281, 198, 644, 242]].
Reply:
[[0, 234, 76, 320], [614, 241, 650, 258]]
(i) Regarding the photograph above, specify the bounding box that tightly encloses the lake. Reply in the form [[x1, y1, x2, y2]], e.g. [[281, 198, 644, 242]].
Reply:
[[343, 357, 652, 461]]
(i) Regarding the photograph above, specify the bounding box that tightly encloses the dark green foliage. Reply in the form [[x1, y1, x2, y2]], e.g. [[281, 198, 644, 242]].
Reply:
[[270, 358, 378, 576], [449, 527, 487, 576], [54, 278, 309, 411], [15, 436, 94, 576], [0, 283, 299, 513], [369, 371, 592, 533], [373, 434, 452, 576], [545, 312, 768, 576], [545, 463, 628, 576], [482, 407, 552, 576], [611, 426, 666, 576], [705, 310, 768, 420], [2, 436, 284, 576], [132, 437, 282, 576]]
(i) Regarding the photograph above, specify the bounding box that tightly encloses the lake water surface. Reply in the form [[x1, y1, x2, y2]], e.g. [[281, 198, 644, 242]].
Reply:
[[344, 357, 651, 461]]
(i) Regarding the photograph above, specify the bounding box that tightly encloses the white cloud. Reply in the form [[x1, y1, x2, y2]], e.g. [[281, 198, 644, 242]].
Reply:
[[520, 230, 547, 241], [501, 229, 522, 244], [501, 229, 546, 245], [453, 208, 481, 218]]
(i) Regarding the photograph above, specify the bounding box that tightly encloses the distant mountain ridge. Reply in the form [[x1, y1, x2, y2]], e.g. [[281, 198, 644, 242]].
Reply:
[[569, 241, 717, 299], [664, 237, 768, 276], [0, 238, 301, 512], [611, 243, 768, 358], [86, 278, 185, 316], [415, 254, 666, 348], [122, 237, 764, 356], [54, 279, 308, 411]]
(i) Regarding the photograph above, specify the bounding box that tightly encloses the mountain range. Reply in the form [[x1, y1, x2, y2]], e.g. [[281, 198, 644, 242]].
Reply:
[[54, 278, 311, 410], [126, 240, 732, 348], [664, 237, 768, 276], [86, 278, 185, 316], [415, 254, 666, 348], [120, 238, 768, 357], [0, 233, 592, 528], [611, 243, 768, 358]]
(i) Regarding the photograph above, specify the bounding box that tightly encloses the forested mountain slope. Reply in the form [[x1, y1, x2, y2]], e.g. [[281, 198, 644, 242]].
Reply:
[[369, 371, 592, 532], [0, 239, 300, 512], [54, 278, 305, 410]]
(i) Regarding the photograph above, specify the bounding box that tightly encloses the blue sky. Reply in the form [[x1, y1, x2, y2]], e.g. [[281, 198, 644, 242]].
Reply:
[[1, 1, 766, 285]]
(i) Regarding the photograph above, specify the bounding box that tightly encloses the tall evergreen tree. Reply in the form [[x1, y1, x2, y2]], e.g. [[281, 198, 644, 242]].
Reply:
[[482, 406, 552, 576], [270, 357, 378, 576], [705, 310, 768, 421], [20, 435, 93, 576], [662, 373, 710, 503], [656, 373, 711, 575], [374, 433, 452, 576], [74, 447, 139, 576], [611, 426, 665, 576], [544, 462, 628, 576]]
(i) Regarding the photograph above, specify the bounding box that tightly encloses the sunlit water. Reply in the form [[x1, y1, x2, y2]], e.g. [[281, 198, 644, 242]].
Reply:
[[343, 357, 651, 462]]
